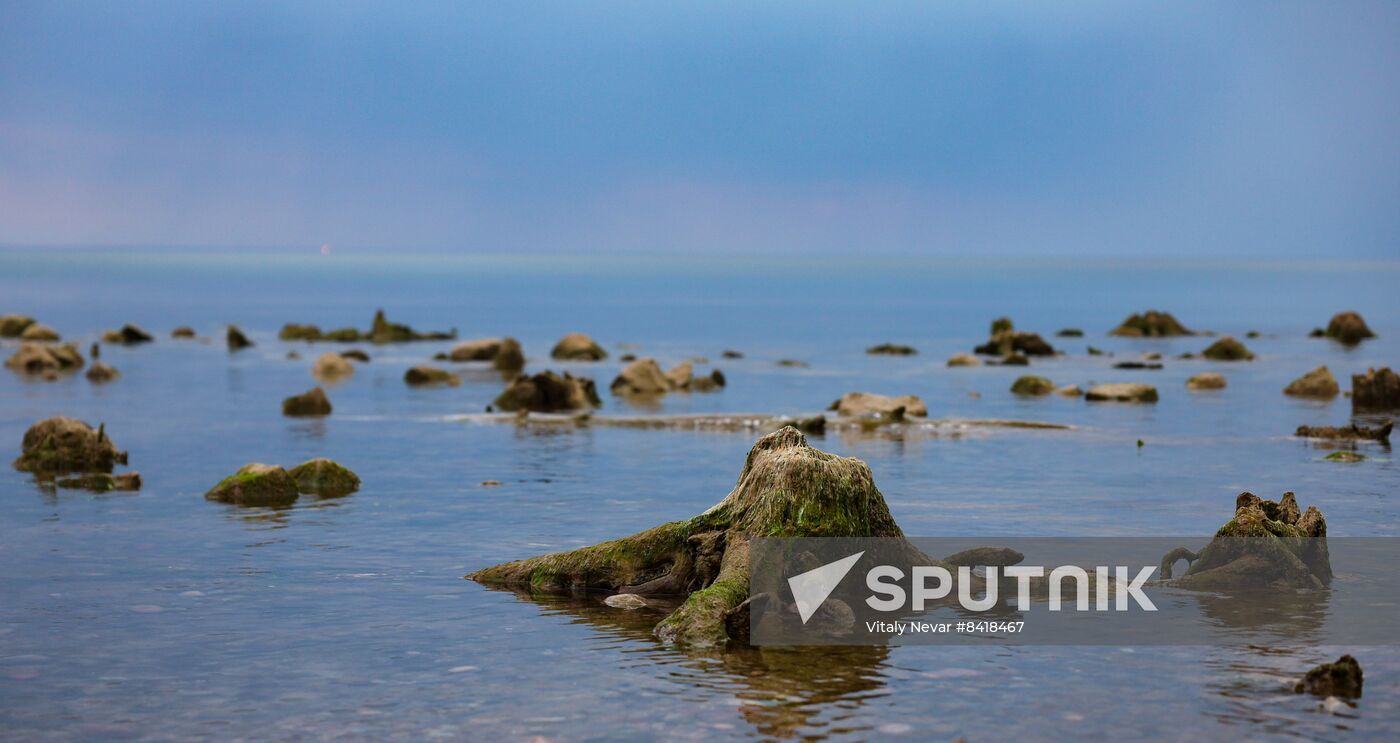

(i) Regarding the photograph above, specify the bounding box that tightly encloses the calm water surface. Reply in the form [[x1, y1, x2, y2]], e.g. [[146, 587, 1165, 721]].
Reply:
[[1, 248, 1398, 740]]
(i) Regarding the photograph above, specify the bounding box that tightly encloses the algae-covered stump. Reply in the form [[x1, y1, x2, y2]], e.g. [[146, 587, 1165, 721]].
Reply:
[[469, 427, 923, 647]]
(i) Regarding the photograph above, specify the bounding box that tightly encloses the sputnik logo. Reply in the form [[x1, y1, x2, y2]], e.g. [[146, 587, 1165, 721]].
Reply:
[[787, 551, 864, 624]]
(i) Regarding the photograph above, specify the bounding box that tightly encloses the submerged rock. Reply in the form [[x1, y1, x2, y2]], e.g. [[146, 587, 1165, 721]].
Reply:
[[495, 371, 600, 412], [1351, 367, 1400, 412], [1010, 375, 1055, 396], [369, 309, 455, 343], [611, 358, 672, 396], [102, 324, 154, 345], [550, 332, 607, 361], [777, 359, 809, 368], [282, 387, 332, 417], [0, 314, 35, 337], [227, 325, 253, 350], [205, 463, 299, 507], [171, 326, 196, 339], [1201, 336, 1253, 361], [404, 365, 461, 387], [722, 350, 744, 359], [995, 353, 1029, 366], [1323, 451, 1366, 463], [13, 417, 127, 475], [1186, 372, 1227, 390], [6, 342, 84, 375], [688, 369, 727, 392], [1085, 383, 1158, 403], [1056, 328, 1084, 337], [469, 427, 925, 646], [55, 472, 142, 492], [603, 593, 649, 610], [1283, 366, 1339, 399], [1295, 655, 1363, 698], [974, 325, 1055, 357], [1167, 492, 1329, 590], [279, 323, 322, 341], [829, 392, 928, 417], [311, 352, 354, 380], [1055, 384, 1083, 397], [20, 323, 60, 341], [287, 458, 360, 497], [1295, 422, 1390, 443], [867, 343, 917, 356], [946, 353, 981, 367], [85, 362, 120, 383], [1113, 361, 1163, 370], [1323, 312, 1375, 345], [1110, 310, 1193, 337]]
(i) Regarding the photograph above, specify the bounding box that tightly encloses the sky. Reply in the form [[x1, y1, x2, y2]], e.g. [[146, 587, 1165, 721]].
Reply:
[[1, 1, 1398, 257]]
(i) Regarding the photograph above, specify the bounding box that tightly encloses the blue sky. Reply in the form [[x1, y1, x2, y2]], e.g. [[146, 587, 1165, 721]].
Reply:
[[2, 1, 1398, 256]]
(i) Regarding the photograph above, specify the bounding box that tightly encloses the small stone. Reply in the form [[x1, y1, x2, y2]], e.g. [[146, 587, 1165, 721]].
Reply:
[[721, 350, 743, 359], [1010, 375, 1055, 396], [282, 387, 332, 416], [866, 343, 917, 355], [497, 371, 600, 411], [1055, 385, 1083, 397], [171, 326, 196, 339], [604, 593, 649, 610], [1201, 336, 1253, 361], [1056, 328, 1084, 337], [205, 463, 299, 507], [85, 362, 120, 383], [102, 324, 154, 345], [777, 359, 808, 368], [610, 359, 672, 395], [1283, 366, 1339, 398], [1085, 383, 1159, 403], [340, 349, 370, 362], [1323, 451, 1366, 463], [946, 353, 981, 367], [227, 325, 253, 350], [287, 458, 360, 497], [405, 365, 461, 387], [480, 480, 502, 487], [1294, 655, 1363, 698], [1110, 311, 1194, 337], [550, 332, 607, 361], [1186, 372, 1226, 390]]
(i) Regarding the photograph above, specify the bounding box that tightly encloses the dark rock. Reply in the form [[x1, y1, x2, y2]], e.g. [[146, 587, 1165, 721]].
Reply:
[[1295, 655, 1363, 698], [340, 349, 370, 362], [1010, 375, 1055, 396], [689, 369, 726, 392], [171, 326, 196, 338], [777, 359, 808, 368], [1283, 366, 1339, 399], [1114, 361, 1163, 370], [619, 353, 637, 362], [1295, 422, 1390, 443], [1323, 312, 1375, 345], [1056, 328, 1084, 337], [227, 325, 253, 350], [1201, 336, 1253, 361], [975, 329, 1055, 357], [867, 343, 917, 356], [1111, 310, 1194, 337], [322, 327, 362, 342], [990, 317, 1013, 335], [369, 309, 455, 343], [205, 463, 299, 507], [1352, 367, 1399, 412], [0, 314, 35, 337], [56, 472, 142, 492], [282, 387, 332, 416], [404, 365, 461, 387], [13, 417, 127, 475], [495, 371, 600, 412], [102, 324, 154, 345], [448, 336, 525, 371], [1087, 346, 1105, 356], [722, 350, 744, 359], [85, 362, 120, 383], [288, 458, 360, 497], [279, 323, 322, 341]]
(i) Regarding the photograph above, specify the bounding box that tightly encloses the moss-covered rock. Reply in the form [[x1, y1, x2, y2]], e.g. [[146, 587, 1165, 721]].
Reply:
[[55, 472, 142, 492], [1283, 366, 1339, 398], [611, 358, 671, 395], [20, 323, 60, 341], [1323, 312, 1375, 345], [1056, 328, 1084, 337], [1295, 655, 1363, 698], [171, 326, 196, 339], [1010, 375, 1055, 396], [551, 332, 607, 361], [404, 365, 461, 387], [1323, 451, 1366, 463], [322, 327, 362, 342], [1201, 336, 1253, 361], [1110, 310, 1193, 337], [1169, 491, 1330, 590], [279, 323, 322, 341], [1186, 372, 1226, 390], [205, 463, 299, 507], [13, 417, 127, 475], [1084, 383, 1158, 403], [495, 371, 600, 412], [6, 342, 85, 375], [102, 324, 153, 345], [288, 457, 360, 497], [469, 427, 925, 646], [866, 343, 917, 356], [85, 362, 120, 383], [282, 386, 332, 416], [828, 392, 928, 417], [0, 314, 35, 337], [227, 325, 253, 350], [1351, 367, 1399, 412], [311, 352, 354, 380], [1295, 422, 1390, 443]]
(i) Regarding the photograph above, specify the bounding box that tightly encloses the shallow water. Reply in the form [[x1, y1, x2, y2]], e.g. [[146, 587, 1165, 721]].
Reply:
[[1, 248, 1398, 740]]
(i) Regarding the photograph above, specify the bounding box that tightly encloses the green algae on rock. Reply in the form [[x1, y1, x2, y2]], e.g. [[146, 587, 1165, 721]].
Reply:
[[205, 463, 299, 507], [1323, 451, 1366, 463], [1166, 491, 1330, 591], [1010, 375, 1055, 396], [1200, 336, 1254, 361], [1295, 655, 1363, 698], [468, 427, 927, 646], [1283, 366, 1339, 398], [13, 417, 127, 476], [288, 458, 360, 497], [495, 371, 600, 412], [1110, 310, 1194, 337]]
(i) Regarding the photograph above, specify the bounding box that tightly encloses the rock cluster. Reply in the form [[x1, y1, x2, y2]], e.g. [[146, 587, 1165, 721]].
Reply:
[[610, 358, 724, 396], [494, 371, 601, 412], [12, 417, 140, 491], [5, 343, 84, 376], [206, 459, 360, 506], [1110, 310, 1194, 337], [1167, 492, 1329, 590]]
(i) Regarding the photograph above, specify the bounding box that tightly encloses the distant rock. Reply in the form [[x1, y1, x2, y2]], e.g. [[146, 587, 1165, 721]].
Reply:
[[102, 324, 154, 345], [611, 359, 671, 395], [495, 371, 600, 412], [56, 472, 142, 492], [1110, 310, 1193, 337], [404, 365, 461, 387], [664, 361, 693, 389], [828, 392, 928, 417], [85, 362, 120, 383], [688, 369, 726, 392], [5, 342, 84, 375], [279, 323, 322, 341], [1351, 367, 1399, 412], [1055, 384, 1083, 397], [550, 332, 607, 361], [227, 325, 253, 350], [946, 353, 981, 367], [1200, 336, 1253, 361], [1085, 383, 1159, 403], [446, 337, 524, 371], [777, 359, 808, 368], [205, 463, 299, 507], [1295, 655, 1363, 698], [0, 314, 35, 337], [1295, 422, 1390, 443], [1323, 311, 1375, 345], [13, 417, 127, 475], [1010, 375, 1055, 396], [1186, 372, 1226, 390], [974, 322, 1056, 357], [311, 352, 354, 380], [722, 350, 744, 359], [288, 458, 360, 497], [1113, 361, 1163, 370], [322, 327, 362, 342], [369, 309, 455, 343], [867, 343, 917, 356], [20, 323, 60, 341], [1283, 366, 1339, 399], [1056, 328, 1084, 337], [340, 349, 370, 362], [171, 326, 196, 339], [1324, 451, 1366, 463], [1087, 346, 1105, 356], [283, 387, 332, 416]]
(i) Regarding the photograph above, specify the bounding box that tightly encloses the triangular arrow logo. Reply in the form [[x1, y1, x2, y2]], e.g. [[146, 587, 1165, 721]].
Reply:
[[788, 551, 865, 624]]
